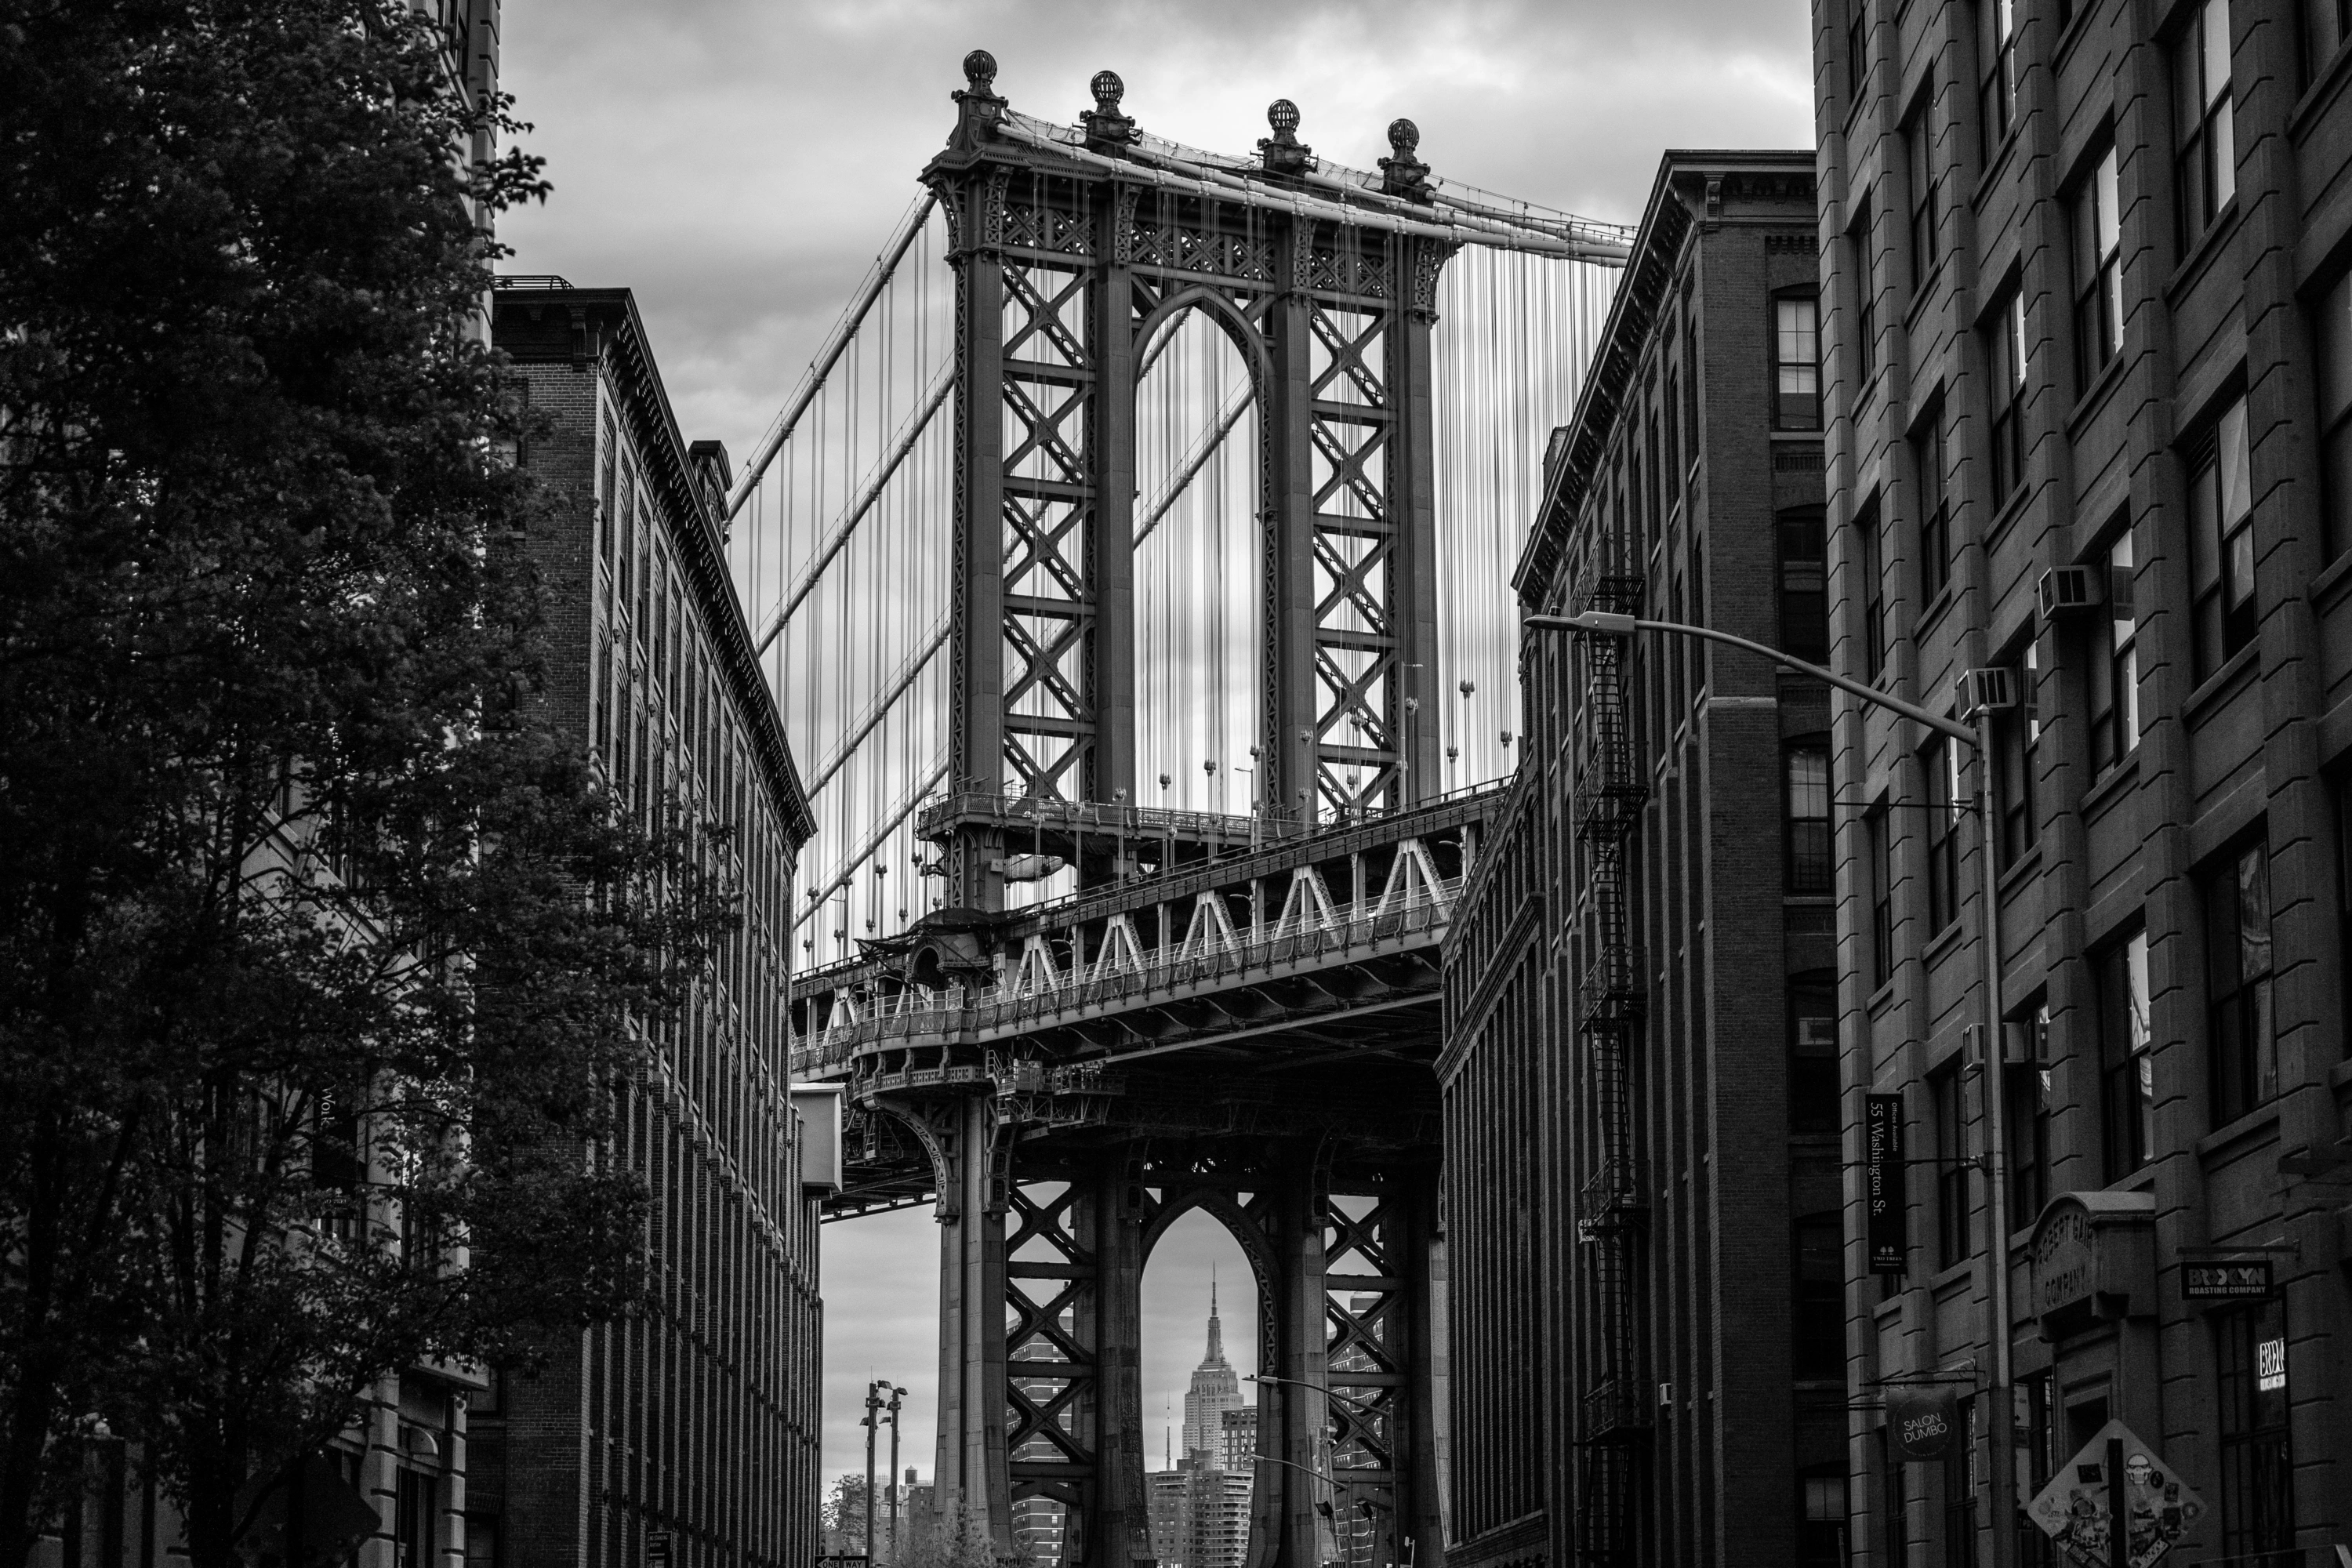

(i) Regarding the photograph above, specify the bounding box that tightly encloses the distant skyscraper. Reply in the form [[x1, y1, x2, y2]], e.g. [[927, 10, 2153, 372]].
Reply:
[[1180, 1280, 1243, 1464]]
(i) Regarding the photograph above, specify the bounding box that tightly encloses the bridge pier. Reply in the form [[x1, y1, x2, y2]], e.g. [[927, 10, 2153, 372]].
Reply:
[[925, 1094, 1014, 1552]]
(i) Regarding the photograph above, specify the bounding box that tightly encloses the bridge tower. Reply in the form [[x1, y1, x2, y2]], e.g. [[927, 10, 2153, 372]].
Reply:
[[928, 53, 1454, 916], [908, 52, 1465, 1568]]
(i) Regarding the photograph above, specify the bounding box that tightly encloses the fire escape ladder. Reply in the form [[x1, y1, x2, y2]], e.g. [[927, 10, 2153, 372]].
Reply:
[[1569, 570, 1648, 1568]]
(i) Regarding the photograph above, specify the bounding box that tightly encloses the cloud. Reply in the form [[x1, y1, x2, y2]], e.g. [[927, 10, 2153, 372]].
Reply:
[[498, 0, 1808, 463]]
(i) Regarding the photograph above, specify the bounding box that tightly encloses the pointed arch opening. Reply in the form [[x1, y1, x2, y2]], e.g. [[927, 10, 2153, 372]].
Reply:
[[1139, 1203, 1265, 1568], [1132, 303, 1263, 822]]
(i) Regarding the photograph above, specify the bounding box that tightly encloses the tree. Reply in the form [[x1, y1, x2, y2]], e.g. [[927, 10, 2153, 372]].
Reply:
[[0, 5, 729, 1566]]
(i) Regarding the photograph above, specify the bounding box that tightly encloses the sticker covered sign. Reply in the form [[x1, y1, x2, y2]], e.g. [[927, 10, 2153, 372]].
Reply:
[[2025, 1419, 2205, 1568]]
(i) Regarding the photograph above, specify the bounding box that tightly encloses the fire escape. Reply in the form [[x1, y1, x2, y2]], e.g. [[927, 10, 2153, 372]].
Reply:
[[1568, 563, 1647, 1567]]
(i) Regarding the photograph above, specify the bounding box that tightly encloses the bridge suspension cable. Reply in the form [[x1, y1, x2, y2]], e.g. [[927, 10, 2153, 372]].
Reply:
[[754, 361, 955, 656], [728, 190, 941, 520]]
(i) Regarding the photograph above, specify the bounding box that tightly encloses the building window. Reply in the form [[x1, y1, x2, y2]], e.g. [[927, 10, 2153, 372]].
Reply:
[[2098, 927, 2154, 1181], [2073, 146, 2123, 387], [1867, 807, 1895, 990], [1981, 0, 2018, 165], [1996, 641, 2038, 869], [1854, 196, 1879, 385], [2017, 1374, 2060, 1568], [396, 1468, 438, 1568], [2340, 779, 2352, 1058], [1944, 1396, 1980, 1568], [1881, 1430, 1911, 1568], [2307, 0, 2352, 85], [2207, 838, 2276, 1124], [1801, 1470, 1849, 1568], [1988, 288, 2027, 505], [2176, 0, 2236, 249], [1777, 293, 1822, 430], [1849, 2, 1870, 105], [1932, 1062, 1971, 1269], [2314, 270, 2352, 562], [2007, 1002, 2051, 1231], [1787, 746, 1833, 895], [2088, 528, 2140, 774], [1926, 737, 1962, 935], [1791, 972, 1839, 1135], [1794, 1215, 1845, 1379], [1780, 507, 1828, 662], [1916, 407, 1951, 604], [466, 1515, 501, 1568], [1664, 363, 1682, 483], [1907, 97, 1940, 295], [2188, 396, 2256, 681], [599, 414, 618, 562], [2214, 1298, 2293, 1555], [1860, 499, 1888, 679]]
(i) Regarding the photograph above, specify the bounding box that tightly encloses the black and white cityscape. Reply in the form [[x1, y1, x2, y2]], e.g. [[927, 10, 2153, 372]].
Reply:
[[6, 5, 2352, 1568]]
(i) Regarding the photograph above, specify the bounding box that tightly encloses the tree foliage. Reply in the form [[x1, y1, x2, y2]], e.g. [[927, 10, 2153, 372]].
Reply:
[[0, 4, 728, 1565]]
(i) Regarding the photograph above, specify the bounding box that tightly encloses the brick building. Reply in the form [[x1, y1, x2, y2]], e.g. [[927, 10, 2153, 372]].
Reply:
[[1439, 150, 1839, 1568], [1820, 0, 2352, 1561], [475, 284, 824, 1568]]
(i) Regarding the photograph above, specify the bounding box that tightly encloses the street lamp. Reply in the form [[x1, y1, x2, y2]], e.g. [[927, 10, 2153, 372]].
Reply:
[[1526, 608, 2019, 1568]]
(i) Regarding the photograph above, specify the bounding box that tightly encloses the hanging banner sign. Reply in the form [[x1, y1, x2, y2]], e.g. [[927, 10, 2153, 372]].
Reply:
[[2181, 1258, 2273, 1299], [1886, 1386, 1958, 1461], [1866, 1093, 1907, 1275], [2026, 1420, 2205, 1568]]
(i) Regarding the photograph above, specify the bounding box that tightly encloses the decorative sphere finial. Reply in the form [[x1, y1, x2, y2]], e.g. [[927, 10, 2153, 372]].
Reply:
[[1388, 118, 1420, 155], [963, 49, 997, 91], [1091, 69, 1124, 111], [1268, 98, 1301, 135]]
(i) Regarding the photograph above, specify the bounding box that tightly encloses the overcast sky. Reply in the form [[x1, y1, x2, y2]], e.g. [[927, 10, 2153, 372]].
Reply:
[[495, 0, 1812, 1491]]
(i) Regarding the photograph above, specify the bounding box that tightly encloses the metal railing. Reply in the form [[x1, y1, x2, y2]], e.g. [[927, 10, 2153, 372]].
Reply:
[[793, 875, 1462, 1075]]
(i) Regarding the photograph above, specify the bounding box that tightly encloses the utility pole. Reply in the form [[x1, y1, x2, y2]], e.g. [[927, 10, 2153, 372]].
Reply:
[[862, 1378, 884, 1564], [884, 1383, 907, 1565]]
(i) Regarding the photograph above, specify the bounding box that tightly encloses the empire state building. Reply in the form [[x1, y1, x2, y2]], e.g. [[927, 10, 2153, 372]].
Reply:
[[1180, 1279, 1243, 1463]]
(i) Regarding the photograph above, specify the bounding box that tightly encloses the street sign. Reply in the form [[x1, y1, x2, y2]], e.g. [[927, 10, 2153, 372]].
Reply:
[[1866, 1094, 1907, 1274], [1886, 1387, 1958, 1461], [646, 1531, 673, 1568], [2181, 1258, 2272, 1300], [2025, 1420, 2204, 1568]]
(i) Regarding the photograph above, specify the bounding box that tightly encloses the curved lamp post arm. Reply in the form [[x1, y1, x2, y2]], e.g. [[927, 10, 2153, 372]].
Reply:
[[1525, 612, 1978, 746], [1247, 1370, 1383, 1416]]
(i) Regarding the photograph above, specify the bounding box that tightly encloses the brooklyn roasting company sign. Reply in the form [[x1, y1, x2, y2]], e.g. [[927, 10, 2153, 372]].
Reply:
[[1867, 1094, 1906, 1275], [2181, 1258, 2273, 1299]]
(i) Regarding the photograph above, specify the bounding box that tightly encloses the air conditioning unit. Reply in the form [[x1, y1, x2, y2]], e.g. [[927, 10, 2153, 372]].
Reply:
[[1955, 666, 2016, 718], [2037, 564, 2105, 619]]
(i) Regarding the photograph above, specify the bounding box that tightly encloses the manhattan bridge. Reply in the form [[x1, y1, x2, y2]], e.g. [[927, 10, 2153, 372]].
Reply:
[[730, 53, 1634, 1568]]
